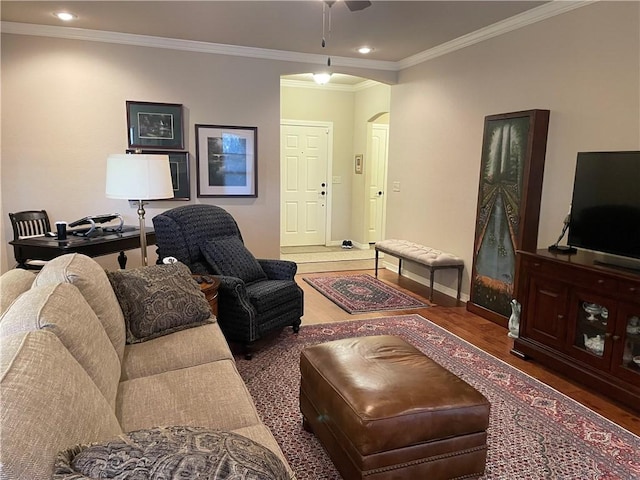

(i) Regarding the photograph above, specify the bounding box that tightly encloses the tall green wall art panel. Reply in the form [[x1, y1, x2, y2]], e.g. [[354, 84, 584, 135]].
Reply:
[[467, 110, 550, 327]]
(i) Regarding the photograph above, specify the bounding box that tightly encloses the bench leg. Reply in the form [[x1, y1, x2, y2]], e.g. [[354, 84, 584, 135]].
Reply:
[[457, 265, 463, 300], [398, 258, 403, 276], [429, 267, 435, 302], [375, 249, 379, 277]]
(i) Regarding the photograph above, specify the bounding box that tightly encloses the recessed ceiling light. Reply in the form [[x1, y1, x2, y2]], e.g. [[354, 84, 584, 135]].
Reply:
[[53, 12, 77, 21], [358, 47, 373, 54]]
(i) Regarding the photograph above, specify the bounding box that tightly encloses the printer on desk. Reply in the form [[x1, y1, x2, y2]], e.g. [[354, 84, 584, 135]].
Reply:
[[68, 213, 128, 237]]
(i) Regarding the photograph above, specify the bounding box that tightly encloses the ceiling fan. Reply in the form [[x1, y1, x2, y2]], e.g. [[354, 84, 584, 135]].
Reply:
[[324, 1, 372, 12], [320, 1, 371, 68]]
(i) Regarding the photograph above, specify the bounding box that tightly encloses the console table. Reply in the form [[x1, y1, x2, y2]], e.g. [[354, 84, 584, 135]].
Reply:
[[9, 227, 156, 269], [513, 249, 640, 412]]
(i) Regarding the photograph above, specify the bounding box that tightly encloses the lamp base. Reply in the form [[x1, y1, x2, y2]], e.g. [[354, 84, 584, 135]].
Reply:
[[137, 200, 148, 266]]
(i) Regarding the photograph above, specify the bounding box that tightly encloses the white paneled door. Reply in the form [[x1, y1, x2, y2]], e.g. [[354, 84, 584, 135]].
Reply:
[[367, 124, 389, 243], [281, 123, 330, 246]]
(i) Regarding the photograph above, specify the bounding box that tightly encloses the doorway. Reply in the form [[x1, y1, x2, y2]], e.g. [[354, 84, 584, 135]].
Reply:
[[366, 119, 389, 244], [280, 121, 332, 247]]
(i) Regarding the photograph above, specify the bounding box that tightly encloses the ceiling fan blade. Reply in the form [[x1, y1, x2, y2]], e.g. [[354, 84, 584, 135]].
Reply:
[[344, 1, 372, 11]]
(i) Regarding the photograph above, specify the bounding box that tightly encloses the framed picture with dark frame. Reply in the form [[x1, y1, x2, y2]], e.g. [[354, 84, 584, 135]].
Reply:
[[195, 124, 258, 197], [126, 101, 184, 150], [126, 149, 190, 201], [466, 109, 550, 327]]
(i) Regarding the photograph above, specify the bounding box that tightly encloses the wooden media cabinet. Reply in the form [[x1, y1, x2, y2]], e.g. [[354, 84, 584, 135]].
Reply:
[[513, 249, 640, 412]]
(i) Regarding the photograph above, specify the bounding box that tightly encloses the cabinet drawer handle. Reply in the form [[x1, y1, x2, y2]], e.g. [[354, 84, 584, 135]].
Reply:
[[612, 335, 621, 341], [629, 287, 637, 292], [557, 315, 564, 319], [597, 279, 605, 284], [533, 263, 541, 267]]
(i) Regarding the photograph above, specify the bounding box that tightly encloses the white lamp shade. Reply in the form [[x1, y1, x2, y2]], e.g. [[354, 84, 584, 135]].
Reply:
[[105, 154, 174, 200]]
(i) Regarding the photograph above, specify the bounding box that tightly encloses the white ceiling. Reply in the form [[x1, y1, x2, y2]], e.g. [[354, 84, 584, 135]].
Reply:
[[2, 1, 550, 64]]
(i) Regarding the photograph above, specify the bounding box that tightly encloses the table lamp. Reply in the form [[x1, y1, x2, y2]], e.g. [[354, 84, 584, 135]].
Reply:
[[105, 153, 174, 266]]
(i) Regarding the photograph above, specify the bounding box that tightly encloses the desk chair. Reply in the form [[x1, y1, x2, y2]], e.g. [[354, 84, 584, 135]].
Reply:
[[9, 210, 51, 270]]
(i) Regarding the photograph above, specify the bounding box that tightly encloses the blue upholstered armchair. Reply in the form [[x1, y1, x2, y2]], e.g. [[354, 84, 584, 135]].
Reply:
[[152, 205, 303, 358]]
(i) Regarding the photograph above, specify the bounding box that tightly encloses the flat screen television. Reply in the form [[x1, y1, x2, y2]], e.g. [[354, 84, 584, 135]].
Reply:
[[568, 151, 640, 265]]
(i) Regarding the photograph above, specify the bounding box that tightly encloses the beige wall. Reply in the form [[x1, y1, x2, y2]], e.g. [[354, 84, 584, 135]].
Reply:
[[352, 84, 392, 245], [0, 33, 390, 272], [388, 1, 640, 298], [2, 2, 638, 294]]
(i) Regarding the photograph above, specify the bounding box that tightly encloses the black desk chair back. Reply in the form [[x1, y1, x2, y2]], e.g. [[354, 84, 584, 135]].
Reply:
[[9, 210, 51, 269]]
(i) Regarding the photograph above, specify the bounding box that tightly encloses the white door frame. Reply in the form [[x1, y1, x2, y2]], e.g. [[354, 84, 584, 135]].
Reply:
[[280, 119, 334, 246]]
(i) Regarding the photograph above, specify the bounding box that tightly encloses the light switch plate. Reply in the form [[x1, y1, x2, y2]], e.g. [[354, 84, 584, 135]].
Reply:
[[332, 176, 341, 184], [392, 181, 401, 192]]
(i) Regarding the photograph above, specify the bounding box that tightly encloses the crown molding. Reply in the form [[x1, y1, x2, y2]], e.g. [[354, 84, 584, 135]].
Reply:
[[398, 0, 594, 69], [0, 21, 397, 71], [353, 79, 384, 91], [1, 2, 591, 72], [280, 78, 381, 92]]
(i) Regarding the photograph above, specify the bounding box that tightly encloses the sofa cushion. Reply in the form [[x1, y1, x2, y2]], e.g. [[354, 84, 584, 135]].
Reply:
[[0, 283, 120, 407], [54, 426, 290, 480], [201, 236, 267, 283], [106, 262, 212, 344], [117, 359, 261, 433], [121, 322, 233, 381], [0, 268, 35, 315], [245, 279, 301, 313], [34, 253, 127, 362], [0, 331, 122, 480]]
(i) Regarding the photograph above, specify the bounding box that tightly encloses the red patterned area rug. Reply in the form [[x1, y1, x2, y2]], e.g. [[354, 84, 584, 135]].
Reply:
[[235, 315, 640, 480], [303, 273, 428, 313]]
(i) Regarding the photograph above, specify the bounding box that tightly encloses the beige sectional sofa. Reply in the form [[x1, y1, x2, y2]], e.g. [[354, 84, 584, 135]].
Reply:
[[0, 253, 293, 479]]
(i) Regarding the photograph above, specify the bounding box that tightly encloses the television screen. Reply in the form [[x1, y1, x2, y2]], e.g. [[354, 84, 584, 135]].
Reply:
[[568, 151, 640, 260]]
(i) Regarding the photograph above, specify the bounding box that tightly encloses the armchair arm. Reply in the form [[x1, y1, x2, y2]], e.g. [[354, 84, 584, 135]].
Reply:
[[214, 275, 247, 299], [258, 259, 297, 280], [212, 275, 257, 337]]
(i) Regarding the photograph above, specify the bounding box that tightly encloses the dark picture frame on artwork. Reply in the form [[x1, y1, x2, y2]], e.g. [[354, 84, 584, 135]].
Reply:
[[126, 149, 190, 200], [126, 101, 184, 150], [195, 124, 257, 198], [467, 109, 550, 327]]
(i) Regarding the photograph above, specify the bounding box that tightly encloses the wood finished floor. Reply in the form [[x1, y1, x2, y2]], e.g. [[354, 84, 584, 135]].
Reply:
[[295, 267, 640, 437]]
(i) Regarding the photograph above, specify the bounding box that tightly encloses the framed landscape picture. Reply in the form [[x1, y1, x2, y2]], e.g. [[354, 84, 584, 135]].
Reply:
[[126, 101, 184, 150], [467, 109, 550, 327], [195, 124, 257, 197], [126, 149, 190, 200]]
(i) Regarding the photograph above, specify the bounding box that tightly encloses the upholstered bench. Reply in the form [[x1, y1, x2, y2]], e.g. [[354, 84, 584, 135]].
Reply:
[[375, 239, 464, 301], [299, 335, 490, 480]]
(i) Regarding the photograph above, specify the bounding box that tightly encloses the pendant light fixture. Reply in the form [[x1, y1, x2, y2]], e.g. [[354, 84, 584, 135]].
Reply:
[[322, 1, 334, 67]]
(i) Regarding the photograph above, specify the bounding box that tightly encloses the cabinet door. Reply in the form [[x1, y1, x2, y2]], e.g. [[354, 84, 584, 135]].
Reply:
[[567, 290, 616, 369], [611, 302, 640, 383], [523, 274, 568, 350]]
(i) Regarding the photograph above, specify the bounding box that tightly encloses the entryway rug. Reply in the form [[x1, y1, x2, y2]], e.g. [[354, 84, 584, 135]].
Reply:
[[303, 273, 428, 313], [235, 315, 640, 480]]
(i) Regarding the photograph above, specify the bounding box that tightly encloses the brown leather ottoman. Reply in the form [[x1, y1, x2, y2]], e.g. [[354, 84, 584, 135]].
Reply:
[[299, 335, 490, 480]]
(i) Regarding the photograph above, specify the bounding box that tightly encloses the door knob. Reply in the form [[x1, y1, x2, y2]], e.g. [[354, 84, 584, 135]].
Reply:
[[378, 191, 383, 196], [321, 191, 326, 196], [321, 182, 326, 187]]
